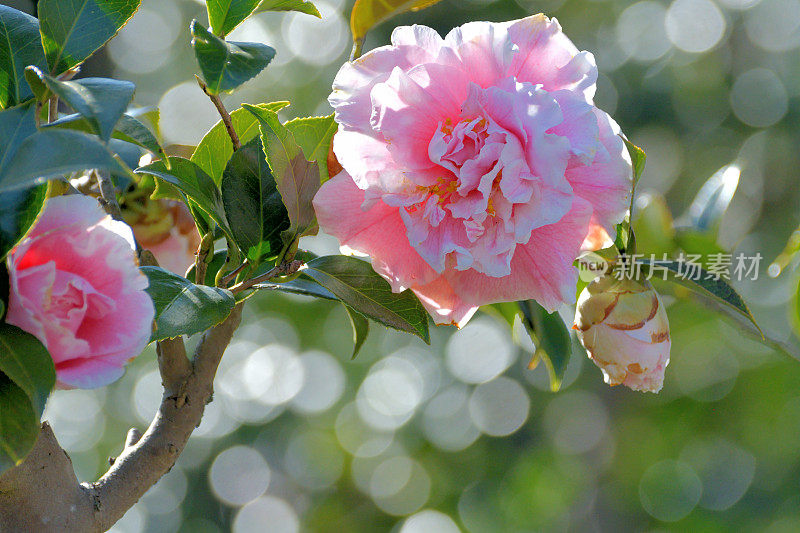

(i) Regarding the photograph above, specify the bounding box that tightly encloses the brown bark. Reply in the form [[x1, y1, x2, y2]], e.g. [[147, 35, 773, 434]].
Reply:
[[0, 304, 243, 532]]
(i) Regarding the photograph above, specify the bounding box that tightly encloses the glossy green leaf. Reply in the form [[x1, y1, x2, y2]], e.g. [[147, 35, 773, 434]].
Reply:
[[23, 66, 50, 102], [45, 112, 167, 163], [0, 324, 56, 417], [38, 0, 141, 75], [0, 130, 123, 193], [350, 0, 441, 44], [623, 137, 646, 186], [285, 114, 337, 183], [221, 138, 289, 263], [141, 266, 236, 341], [191, 101, 289, 185], [0, 6, 47, 109], [29, 69, 135, 141], [683, 163, 740, 234], [0, 103, 36, 181], [256, 0, 321, 17], [303, 255, 430, 343], [134, 157, 234, 242], [0, 184, 46, 261], [191, 20, 275, 95], [343, 304, 369, 359], [255, 275, 337, 300], [518, 300, 571, 392], [207, 0, 259, 36], [244, 105, 320, 247], [638, 257, 761, 333], [0, 372, 40, 473]]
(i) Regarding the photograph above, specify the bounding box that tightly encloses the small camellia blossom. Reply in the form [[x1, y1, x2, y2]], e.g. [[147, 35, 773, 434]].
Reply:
[[6, 195, 154, 389], [573, 276, 671, 392], [314, 14, 632, 326], [125, 199, 200, 275]]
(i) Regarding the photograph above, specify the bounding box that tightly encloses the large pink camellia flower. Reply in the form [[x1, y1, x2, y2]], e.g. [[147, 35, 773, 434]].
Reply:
[[313, 14, 632, 326], [6, 195, 154, 389]]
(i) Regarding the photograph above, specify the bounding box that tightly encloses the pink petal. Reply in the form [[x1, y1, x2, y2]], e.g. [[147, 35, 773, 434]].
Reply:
[[447, 197, 593, 311], [313, 171, 438, 291], [411, 275, 478, 327], [565, 109, 632, 236], [507, 15, 598, 101]]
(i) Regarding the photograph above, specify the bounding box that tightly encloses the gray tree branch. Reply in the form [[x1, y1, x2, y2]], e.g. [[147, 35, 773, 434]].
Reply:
[[0, 304, 244, 532]]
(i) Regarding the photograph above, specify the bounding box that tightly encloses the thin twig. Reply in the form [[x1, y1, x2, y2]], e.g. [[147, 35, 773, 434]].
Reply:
[[219, 260, 249, 287], [196, 76, 241, 151], [194, 233, 214, 286], [95, 170, 124, 222], [229, 260, 303, 294], [48, 96, 58, 123]]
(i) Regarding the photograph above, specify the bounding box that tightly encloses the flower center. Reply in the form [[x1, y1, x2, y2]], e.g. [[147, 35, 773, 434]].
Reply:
[[395, 80, 575, 277]]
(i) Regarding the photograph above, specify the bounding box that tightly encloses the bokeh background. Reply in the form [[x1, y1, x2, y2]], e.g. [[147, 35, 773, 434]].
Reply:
[[4, 0, 800, 530]]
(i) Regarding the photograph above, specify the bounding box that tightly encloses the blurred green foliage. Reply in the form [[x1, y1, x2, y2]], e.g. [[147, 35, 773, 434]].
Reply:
[[9, 0, 798, 530]]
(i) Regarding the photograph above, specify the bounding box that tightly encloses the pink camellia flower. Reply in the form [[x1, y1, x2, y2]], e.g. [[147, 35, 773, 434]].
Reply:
[[6, 195, 154, 389], [313, 14, 632, 326], [124, 199, 200, 275], [573, 276, 671, 392]]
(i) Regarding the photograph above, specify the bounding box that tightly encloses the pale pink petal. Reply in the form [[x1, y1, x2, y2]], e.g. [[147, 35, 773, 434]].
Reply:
[[507, 15, 598, 101], [565, 110, 632, 235], [448, 197, 592, 311], [411, 275, 478, 327], [313, 171, 438, 291]]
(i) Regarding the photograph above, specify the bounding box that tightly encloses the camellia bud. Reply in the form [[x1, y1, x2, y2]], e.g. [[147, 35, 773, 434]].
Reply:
[[573, 276, 671, 392]]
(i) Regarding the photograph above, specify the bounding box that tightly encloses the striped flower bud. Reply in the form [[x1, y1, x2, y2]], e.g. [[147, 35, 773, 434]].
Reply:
[[574, 276, 671, 392]]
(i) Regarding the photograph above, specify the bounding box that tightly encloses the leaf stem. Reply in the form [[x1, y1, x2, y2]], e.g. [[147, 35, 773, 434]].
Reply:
[[229, 260, 303, 294], [196, 76, 241, 151], [219, 260, 249, 287], [195, 233, 214, 285], [350, 38, 366, 61]]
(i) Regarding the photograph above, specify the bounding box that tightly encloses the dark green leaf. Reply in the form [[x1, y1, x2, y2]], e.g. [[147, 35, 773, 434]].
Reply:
[[0, 103, 36, 182], [256, 0, 321, 17], [0, 6, 47, 108], [191, 20, 275, 95], [285, 114, 337, 183], [244, 104, 320, 246], [303, 255, 430, 343], [518, 300, 571, 392], [191, 101, 289, 185], [255, 275, 337, 300], [207, 0, 260, 36], [343, 304, 369, 358], [623, 137, 646, 186], [221, 137, 289, 263], [638, 257, 761, 334], [0, 324, 56, 417], [29, 70, 135, 141], [0, 184, 46, 260], [45, 112, 167, 163], [134, 157, 234, 242], [38, 0, 141, 75], [0, 130, 124, 193], [0, 372, 40, 473], [23, 66, 50, 102], [141, 266, 236, 341], [683, 163, 740, 233]]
